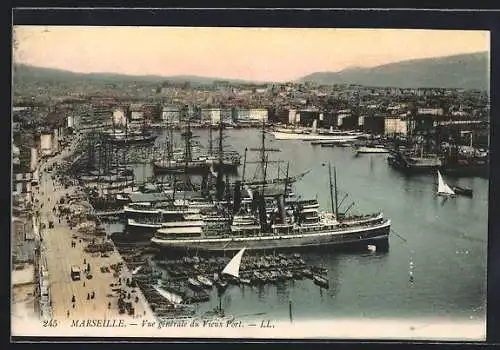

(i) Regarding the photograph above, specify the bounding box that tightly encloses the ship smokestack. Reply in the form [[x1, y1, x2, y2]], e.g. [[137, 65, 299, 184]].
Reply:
[[233, 180, 242, 214], [201, 174, 209, 196], [277, 194, 286, 224], [215, 171, 225, 200], [256, 191, 268, 231]]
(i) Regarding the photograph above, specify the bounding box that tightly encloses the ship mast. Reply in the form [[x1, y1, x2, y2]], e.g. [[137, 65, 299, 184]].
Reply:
[[328, 162, 335, 216], [334, 165, 339, 219], [260, 120, 266, 179], [183, 107, 192, 190], [218, 120, 224, 168], [328, 162, 339, 220], [284, 161, 290, 197], [215, 121, 225, 201], [241, 147, 247, 182], [208, 126, 213, 156], [125, 106, 128, 140]]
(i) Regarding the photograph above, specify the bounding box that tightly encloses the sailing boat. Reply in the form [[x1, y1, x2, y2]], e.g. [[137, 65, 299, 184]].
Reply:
[[437, 170, 455, 197], [221, 247, 246, 280], [208, 248, 247, 318]]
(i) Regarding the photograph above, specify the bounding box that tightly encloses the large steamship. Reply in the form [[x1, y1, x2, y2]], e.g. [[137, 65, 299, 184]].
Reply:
[[150, 123, 391, 252]]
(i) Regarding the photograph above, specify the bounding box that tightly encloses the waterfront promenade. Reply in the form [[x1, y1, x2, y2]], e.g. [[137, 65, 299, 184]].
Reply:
[[28, 133, 155, 329]]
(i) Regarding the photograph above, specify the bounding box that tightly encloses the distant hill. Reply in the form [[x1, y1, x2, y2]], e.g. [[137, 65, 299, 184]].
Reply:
[[12, 64, 266, 85], [298, 52, 489, 90]]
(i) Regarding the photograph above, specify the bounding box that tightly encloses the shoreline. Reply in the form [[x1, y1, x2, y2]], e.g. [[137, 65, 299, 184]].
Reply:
[[26, 130, 156, 328]]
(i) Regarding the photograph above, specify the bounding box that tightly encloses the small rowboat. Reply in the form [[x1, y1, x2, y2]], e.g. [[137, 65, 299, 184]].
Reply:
[[313, 274, 329, 289]]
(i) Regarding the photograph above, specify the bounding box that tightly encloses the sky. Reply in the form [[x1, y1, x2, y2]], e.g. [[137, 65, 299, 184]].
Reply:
[[13, 26, 490, 82]]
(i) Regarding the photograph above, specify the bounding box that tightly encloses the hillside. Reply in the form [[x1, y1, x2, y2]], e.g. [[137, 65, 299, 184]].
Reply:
[[12, 64, 264, 85], [298, 52, 489, 90]]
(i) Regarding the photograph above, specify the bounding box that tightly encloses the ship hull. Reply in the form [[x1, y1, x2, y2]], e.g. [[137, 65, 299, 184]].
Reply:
[[107, 135, 157, 145], [356, 147, 390, 154], [152, 162, 209, 175], [153, 160, 239, 174], [271, 131, 362, 141], [151, 222, 390, 252], [388, 155, 441, 174]]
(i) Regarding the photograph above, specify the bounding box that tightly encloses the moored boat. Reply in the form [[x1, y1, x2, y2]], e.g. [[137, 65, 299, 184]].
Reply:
[[437, 170, 456, 197], [196, 275, 214, 288], [452, 186, 473, 197], [313, 274, 329, 288], [356, 145, 390, 154], [188, 277, 203, 290]]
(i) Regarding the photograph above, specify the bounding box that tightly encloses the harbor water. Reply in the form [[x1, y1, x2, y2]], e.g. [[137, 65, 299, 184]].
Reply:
[[128, 128, 488, 323]]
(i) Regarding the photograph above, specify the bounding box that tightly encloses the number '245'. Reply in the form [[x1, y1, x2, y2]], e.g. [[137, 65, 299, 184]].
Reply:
[[43, 320, 58, 327]]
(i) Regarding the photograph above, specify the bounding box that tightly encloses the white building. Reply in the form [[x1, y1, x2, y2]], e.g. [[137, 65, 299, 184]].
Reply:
[[40, 134, 53, 156], [235, 108, 268, 122], [67, 115, 74, 128], [385, 117, 408, 135], [30, 148, 38, 172], [129, 104, 144, 120], [112, 109, 127, 126], [288, 109, 298, 124], [358, 116, 365, 127], [162, 105, 182, 122], [201, 108, 221, 125], [417, 108, 444, 116], [247, 108, 268, 122], [12, 143, 20, 166], [13, 107, 29, 112], [53, 129, 59, 153]]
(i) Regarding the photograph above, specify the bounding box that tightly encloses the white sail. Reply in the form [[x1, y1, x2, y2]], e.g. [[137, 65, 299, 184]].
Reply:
[[221, 248, 246, 278], [437, 170, 455, 196]]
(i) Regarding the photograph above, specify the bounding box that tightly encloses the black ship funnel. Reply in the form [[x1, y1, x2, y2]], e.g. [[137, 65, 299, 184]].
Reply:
[[257, 191, 268, 231], [251, 190, 259, 213], [277, 194, 286, 224], [233, 180, 242, 214], [201, 174, 209, 196], [216, 177, 226, 201]]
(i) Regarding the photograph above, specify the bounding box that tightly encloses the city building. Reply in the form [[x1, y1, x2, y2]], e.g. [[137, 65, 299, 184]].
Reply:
[[112, 108, 127, 126], [162, 105, 182, 122], [201, 108, 232, 125], [384, 116, 408, 136], [129, 104, 145, 120], [233, 108, 269, 123], [40, 133, 53, 156], [417, 107, 444, 116]]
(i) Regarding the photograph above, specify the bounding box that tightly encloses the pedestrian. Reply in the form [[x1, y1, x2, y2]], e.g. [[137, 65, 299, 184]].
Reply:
[[71, 295, 75, 303], [72, 303, 75, 309], [67, 310, 70, 318], [87, 293, 90, 300], [83, 281, 85, 287], [84, 258, 86, 265], [108, 302, 111, 309]]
